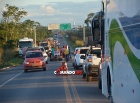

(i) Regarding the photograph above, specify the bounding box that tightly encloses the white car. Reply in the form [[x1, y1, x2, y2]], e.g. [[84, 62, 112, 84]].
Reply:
[[56, 42, 60, 46], [72, 47, 89, 69], [38, 46, 49, 64]]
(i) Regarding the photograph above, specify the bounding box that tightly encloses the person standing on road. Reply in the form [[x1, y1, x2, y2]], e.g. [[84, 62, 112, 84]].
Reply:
[[62, 46, 66, 60], [68, 46, 71, 60], [65, 46, 69, 62], [50, 46, 55, 60]]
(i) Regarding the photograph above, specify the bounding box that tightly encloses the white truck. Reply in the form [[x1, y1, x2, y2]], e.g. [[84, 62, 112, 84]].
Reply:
[[18, 37, 33, 57], [81, 46, 101, 82], [91, 0, 140, 103]]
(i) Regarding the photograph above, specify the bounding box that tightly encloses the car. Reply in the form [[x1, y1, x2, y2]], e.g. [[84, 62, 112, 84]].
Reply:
[[72, 47, 89, 69], [23, 51, 46, 72], [38, 46, 49, 63], [55, 34, 58, 38], [26, 46, 49, 64], [26, 47, 41, 52], [38, 41, 49, 52], [81, 46, 101, 82], [56, 42, 60, 46], [66, 35, 68, 37]]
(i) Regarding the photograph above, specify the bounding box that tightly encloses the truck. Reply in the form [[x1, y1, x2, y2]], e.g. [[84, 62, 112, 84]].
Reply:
[[91, 0, 140, 103], [38, 41, 49, 52], [18, 37, 33, 56], [81, 46, 101, 82]]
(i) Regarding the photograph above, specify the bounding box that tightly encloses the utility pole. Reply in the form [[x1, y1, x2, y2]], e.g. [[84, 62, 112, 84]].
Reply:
[[34, 26, 36, 47], [83, 25, 85, 46]]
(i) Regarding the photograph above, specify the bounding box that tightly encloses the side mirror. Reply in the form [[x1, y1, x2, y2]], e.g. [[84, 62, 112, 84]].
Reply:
[[80, 55, 85, 59]]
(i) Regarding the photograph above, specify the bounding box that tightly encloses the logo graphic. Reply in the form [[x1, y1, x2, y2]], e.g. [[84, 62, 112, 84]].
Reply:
[[54, 62, 82, 76]]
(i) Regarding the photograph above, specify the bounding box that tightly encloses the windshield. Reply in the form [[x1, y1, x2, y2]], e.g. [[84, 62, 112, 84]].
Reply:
[[80, 49, 89, 54], [91, 49, 101, 58], [40, 43, 48, 46], [19, 41, 33, 48], [26, 52, 43, 58]]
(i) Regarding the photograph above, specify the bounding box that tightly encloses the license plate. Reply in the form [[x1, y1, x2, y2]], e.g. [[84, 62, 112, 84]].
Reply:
[[32, 63, 38, 67]]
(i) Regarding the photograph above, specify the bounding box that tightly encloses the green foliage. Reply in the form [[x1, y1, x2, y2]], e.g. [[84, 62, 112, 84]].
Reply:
[[0, 57, 24, 69], [3, 40, 17, 49], [75, 40, 84, 46], [2, 49, 14, 62], [0, 4, 52, 48], [85, 13, 94, 26], [64, 30, 85, 48], [0, 4, 54, 69], [0, 48, 3, 64]]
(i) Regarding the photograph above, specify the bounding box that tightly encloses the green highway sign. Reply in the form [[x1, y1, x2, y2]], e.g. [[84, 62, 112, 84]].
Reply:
[[60, 23, 71, 30]]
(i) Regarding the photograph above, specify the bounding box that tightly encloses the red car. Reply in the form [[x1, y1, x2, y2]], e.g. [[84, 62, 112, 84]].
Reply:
[[24, 51, 46, 72]]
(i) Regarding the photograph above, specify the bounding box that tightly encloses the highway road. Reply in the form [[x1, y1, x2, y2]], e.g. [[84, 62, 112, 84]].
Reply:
[[0, 62, 110, 103], [0, 34, 110, 103]]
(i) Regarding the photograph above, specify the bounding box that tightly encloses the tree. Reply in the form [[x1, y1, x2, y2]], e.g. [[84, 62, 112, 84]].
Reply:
[[2, 4, 27, 41], [0, 23, 5, 47], [84, 13, 94, 27]]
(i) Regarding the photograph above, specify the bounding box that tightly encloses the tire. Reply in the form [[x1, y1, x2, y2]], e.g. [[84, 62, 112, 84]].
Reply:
[[24, 69, 28, 73], [83, 73, 86, 79], [74, 65, 79, 70], [74, 64, 76, 69], [98, 67, 102, 89], [87, 76, 91, 82], [72, 63, 74, 67], [98, 78, 102, 89], [43, 68, 46, 71], [46, 60, 48, 64], [86, 72, 91, 82]]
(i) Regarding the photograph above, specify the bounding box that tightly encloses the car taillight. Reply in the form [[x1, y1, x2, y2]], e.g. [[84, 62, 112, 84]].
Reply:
[[87, 59, 92, 62], [102, 55, 104, 62]]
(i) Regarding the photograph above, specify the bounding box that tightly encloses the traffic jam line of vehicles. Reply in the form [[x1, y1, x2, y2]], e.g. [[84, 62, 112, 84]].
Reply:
[[72, 45, 101, 82], [17, 37, 51, 72], [72, 0, 140, 102], [2, 0, 139, 102], [21, 32, 62, 73]]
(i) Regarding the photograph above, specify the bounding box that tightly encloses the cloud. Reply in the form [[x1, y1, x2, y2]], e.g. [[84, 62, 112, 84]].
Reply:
[[19, 1, 101, 26], [40, 5, 56, 15]]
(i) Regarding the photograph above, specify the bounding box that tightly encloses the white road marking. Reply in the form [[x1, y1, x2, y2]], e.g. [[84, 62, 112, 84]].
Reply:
[[68, 76, 82, 103], [0, 72, 22, 88], [63, 76, 73, 103]]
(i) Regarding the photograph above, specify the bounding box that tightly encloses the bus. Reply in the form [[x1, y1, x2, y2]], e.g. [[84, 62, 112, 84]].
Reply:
[[18, 37, 33, 56], [91, 0, 140, 103]]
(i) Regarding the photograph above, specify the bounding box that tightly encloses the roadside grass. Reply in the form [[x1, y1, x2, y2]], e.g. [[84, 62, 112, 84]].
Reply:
[[64, 36, 77, 49], [0, 57, 24, 69]]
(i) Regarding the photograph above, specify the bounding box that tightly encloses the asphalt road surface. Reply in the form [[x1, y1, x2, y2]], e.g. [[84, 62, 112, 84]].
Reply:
[[0, 61, 110, 103], [0, 34, 110, 103]]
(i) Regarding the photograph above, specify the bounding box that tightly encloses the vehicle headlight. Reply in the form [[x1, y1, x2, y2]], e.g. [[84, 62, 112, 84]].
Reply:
[[24, 61, 29, 64]]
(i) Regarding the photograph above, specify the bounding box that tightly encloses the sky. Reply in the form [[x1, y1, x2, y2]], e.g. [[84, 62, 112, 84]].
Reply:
[[0, 0, 101, 26]]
